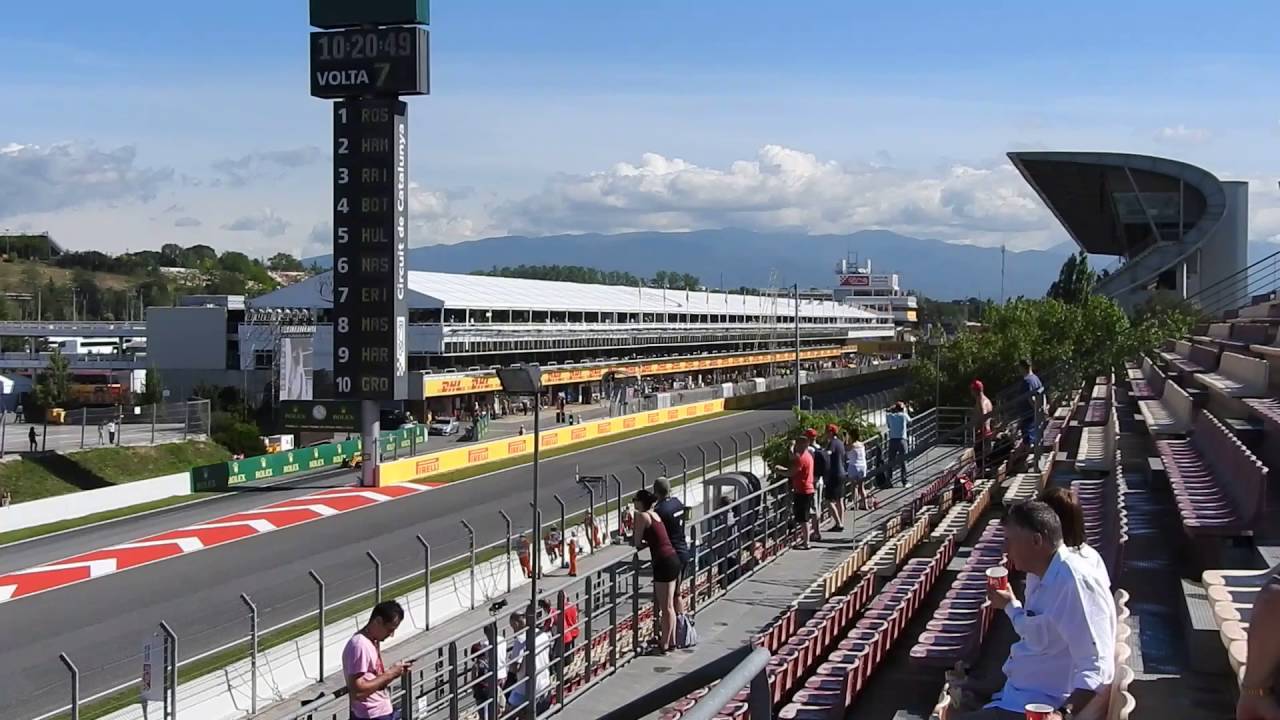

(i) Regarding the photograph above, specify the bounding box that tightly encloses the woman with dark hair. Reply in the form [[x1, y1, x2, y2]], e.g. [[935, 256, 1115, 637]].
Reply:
[[1035, 486, 1109, 590], [633, 489, 681, 653]]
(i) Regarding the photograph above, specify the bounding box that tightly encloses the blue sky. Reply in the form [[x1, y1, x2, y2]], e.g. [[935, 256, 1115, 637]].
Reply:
[[2, 0, 1278, 258]]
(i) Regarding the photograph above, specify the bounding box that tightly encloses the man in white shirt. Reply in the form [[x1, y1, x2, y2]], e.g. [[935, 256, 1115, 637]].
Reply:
[[507, 610, 552, 713], [958, 501, 1116, 720]]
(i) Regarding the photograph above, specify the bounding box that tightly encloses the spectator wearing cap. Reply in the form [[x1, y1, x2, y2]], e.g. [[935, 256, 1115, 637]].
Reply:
[[788, 433, 820, 549], [823, 424, 848, 532], [885, 401, 911, 487], [803, 427, 827, 511], [971, 379, 994, 475]]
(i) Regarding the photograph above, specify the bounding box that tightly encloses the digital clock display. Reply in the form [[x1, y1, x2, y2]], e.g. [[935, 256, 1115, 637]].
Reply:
[[310, 26, 429, 99]]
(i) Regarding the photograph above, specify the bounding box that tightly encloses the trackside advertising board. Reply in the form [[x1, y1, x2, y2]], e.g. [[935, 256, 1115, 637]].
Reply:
[[376, 398, 725, 486], [190, 424, 428, 492]]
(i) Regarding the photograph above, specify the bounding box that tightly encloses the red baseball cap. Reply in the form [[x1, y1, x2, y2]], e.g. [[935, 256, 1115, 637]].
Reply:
[[970, 379, 985, 392], [803, 428, 818, 439], [825, 423, 840, 435]]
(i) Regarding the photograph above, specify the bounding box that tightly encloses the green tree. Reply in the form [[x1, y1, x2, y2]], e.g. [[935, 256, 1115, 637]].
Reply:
[[139, 368, 164, 405], [1046, 251, 1097, 305], [267, 252, 304, 272], [34, 348, 72, 410]]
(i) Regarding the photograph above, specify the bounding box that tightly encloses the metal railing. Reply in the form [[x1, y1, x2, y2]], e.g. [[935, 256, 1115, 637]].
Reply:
[[1183, 248, 1280, 319], [0, 399, 211, 456]]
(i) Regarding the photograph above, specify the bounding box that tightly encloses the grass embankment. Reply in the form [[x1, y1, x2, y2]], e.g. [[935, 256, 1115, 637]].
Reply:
[[65, 411, 736, 719], [0, 259, 135, 290], [0, 441, 230, 504]]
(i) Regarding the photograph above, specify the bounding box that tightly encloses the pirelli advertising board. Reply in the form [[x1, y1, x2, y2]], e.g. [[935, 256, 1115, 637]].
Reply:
[[420, 347, 846, 398], [377, 398, 725, 485]]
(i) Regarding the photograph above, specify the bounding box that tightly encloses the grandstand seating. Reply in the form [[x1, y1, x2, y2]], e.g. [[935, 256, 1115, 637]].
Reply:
[[1072, 453, 1129, 582], [1137, 378, 1195, 436], [1161, 341, 1221, 377], [1076, 397, 1119, 475], [1202, 563, 1278, 687], [909, 520, 1005, 667], [1194, 352, 1269, 400], [1155, 410, 1268, 537], [1127, 357, 1165, 401]]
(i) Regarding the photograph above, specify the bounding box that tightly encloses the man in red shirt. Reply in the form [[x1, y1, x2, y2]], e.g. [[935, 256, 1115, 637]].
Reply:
[[791, 432, 819, 549]]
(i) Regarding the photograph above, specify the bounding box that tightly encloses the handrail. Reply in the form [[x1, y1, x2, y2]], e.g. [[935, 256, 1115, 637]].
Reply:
[[596, 646, 771, 720], [1187, 248, 1280, 304]]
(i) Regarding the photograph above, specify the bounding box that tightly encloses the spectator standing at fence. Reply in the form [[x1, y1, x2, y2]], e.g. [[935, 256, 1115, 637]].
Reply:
[[107, 418, 118, 445], [653, 477, 692, 615], [97, 420, 104, 445], [343, 600, 411, 720], [846, 426, 870, 510], [517, 534, 534, 579], [545, 526, 562, 566], [963, 501, 1116, 720], [823, 424, 848, 532], [507, 610, 552, 713], [28, 426, 37, 453], [787, 434, 820, 549], [472, 623, 507, 720], [971, 380, 994, 475], [1021, 359, 1047, 470], [633, 489, 681, 653], [885, 402, 911, 487]]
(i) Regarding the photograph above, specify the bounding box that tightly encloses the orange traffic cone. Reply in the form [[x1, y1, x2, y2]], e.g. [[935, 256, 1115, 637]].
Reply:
[[568, 539, 579, 577]]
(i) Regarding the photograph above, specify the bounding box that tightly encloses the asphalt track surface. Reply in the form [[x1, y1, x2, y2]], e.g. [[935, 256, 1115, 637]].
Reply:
[[0, 378, 901, 719]]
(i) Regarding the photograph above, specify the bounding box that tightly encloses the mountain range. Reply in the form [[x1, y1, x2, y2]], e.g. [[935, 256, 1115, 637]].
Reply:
[[306, 229, 1280, 300]]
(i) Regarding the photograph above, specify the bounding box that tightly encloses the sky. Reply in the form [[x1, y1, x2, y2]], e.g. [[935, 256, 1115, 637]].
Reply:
[[2, 0, 1280, 261]]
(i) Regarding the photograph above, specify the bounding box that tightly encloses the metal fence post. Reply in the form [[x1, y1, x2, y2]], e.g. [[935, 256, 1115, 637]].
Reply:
[[500, 510, 514, 593], [583, 574, 595, 682], [731, 436, 740, 470], [553, 494, 567, 568], [416, 535, 432, 629], [698, 446, 708, 482], [609, 565, 620, 671], [367, 550, 382, 605], [400, 665, 416, 720], [461, 520, 476, 609], [746, 432, 754, 467], [240, 593, 259, 715], [714, 441, 724, 473], [611, 474, 622, 537], [749, 662, 772, 718], [80, 409, 86, 449], [182, 401, 189, 440], [556, 589, 567, 709], [309, 570, 326, 681], [656, 459, 668, 486], [678, 452, 689, 507], [447, 641, 460, 719], [151, 402, 157, 445], [59, 653, 79, 720], [689, 526, 699, 614], [160, 621, 177, 720], [636, 464, 646, 492]]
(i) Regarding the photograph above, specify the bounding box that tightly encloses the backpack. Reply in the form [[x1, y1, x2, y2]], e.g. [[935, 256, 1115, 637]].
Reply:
[[810, 448, 829, 481], [675, 614, 699, 648]]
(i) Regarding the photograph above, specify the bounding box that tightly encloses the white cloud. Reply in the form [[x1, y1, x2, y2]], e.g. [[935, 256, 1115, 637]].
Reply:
[[221, 208, 290, 238], [497, 145, 1054, 248], [0, 141, 173, 219], [173, 216, 202, 228], [1154, 124, 1212, 145], [212, 147, 324, 187]]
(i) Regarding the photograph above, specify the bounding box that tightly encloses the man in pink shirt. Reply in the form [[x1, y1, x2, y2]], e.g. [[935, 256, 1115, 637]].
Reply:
[[343, 600, 412, 720]]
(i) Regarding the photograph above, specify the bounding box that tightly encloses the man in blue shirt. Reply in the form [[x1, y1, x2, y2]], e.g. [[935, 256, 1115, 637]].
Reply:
[[885, 402, 910, 487], [823, 424, 848, 532], [1020, 359, 1047, 470]]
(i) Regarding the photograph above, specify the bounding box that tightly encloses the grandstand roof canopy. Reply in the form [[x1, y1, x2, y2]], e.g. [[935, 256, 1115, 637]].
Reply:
[[1008, 151, 1226, 258], [252, 270, 880, 320]]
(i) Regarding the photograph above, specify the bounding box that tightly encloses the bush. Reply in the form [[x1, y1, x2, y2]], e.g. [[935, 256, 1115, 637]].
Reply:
[[211, 411, 265, 457], [762, 406, 882, 470]]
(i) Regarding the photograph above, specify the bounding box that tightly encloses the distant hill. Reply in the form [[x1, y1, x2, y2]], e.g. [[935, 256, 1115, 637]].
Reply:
[[309, 229, 1073, 300]]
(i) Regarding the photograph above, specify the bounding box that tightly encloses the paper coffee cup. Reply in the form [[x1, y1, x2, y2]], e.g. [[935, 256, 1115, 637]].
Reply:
[[986, 566, 1009, 591], [1025, 703, 1055, 720]]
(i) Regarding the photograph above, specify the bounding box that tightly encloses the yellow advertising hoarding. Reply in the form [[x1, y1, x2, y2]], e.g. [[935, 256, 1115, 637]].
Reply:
[[422, 347, 846, 398], [377, 398, 726, 486]]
